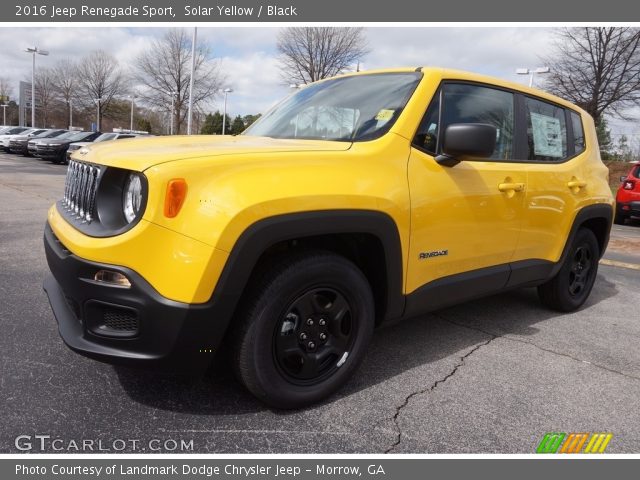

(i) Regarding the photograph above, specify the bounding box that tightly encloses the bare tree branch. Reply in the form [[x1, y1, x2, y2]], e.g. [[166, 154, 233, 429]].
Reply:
[[543, 27, 640, 124], [50, 59, 77, 127], [132, 28, 224, 134], [34, 67, 58, 127], [75, 50, 127, 128], [277, 27, 369, 84]]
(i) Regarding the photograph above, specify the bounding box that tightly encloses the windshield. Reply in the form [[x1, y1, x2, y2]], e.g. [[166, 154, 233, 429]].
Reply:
[[95, 133, 118, 142], [40, 130, 67, 138], [3, 127, 29, 135], [245, 72, 422, 142], [67, 132, 93, 142]]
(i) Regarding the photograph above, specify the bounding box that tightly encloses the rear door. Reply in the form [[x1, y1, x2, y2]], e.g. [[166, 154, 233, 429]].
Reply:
[[513, 96, 587, 266]]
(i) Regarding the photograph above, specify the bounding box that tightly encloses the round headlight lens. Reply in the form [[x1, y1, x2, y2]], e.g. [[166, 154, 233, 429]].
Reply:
[[123, 173, 143, 223]]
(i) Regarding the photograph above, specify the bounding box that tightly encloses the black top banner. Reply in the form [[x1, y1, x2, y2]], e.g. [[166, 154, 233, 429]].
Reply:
[[4, 0, 640, 22]]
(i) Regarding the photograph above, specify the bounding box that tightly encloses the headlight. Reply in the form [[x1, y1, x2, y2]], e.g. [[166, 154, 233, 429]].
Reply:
[[48, 143, 61, 146], [123, 173, 143, 223]]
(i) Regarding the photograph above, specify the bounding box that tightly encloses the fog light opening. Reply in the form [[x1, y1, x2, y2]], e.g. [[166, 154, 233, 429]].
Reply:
[[94, 270, 132, 288]]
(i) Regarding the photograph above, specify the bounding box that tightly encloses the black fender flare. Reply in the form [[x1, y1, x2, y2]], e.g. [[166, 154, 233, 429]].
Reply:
[[208, 210, 406, 335], [550, 203, 613, 277]]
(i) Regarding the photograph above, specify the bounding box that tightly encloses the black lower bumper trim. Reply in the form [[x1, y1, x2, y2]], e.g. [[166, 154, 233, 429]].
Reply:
[[617, 201, 640, 217], [43, 223, 231, 374]]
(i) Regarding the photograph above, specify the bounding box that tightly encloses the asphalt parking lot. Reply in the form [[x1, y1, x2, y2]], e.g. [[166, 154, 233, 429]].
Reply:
[[1, 152, 639, 453]]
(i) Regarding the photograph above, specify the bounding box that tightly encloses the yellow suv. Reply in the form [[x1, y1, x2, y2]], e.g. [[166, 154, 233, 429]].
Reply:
[[44, 68, 614, 408]]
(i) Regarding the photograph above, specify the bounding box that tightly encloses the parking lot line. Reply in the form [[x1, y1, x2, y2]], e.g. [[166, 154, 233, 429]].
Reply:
[[600, 258, 640, 271]]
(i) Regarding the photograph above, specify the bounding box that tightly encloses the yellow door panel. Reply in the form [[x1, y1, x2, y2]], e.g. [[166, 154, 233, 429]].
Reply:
[[406, 148, 526, 293]]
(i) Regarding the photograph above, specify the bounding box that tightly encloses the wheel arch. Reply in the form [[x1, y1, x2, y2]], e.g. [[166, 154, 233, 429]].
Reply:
[[555, 204, 613, 276], [209, 210, 405, 335]]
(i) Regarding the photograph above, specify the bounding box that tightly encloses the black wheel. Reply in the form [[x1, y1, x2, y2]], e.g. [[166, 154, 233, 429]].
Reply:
[[614, 208, 627, 225], [538, 228, 600, 312], [232, 251, 374, 409]]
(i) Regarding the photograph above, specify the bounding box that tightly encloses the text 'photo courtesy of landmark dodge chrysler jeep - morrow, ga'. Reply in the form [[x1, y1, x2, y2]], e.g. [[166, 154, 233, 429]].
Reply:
[[44, 67, 614, 409]]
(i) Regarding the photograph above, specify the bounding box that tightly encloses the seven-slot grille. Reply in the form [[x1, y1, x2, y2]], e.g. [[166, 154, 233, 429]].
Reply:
[[63, 160, 101, 223]]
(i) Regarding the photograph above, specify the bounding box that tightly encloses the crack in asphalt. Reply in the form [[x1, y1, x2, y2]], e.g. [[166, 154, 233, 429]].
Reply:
[[442, 318, 640, 383], [384, 334, 496, 454]]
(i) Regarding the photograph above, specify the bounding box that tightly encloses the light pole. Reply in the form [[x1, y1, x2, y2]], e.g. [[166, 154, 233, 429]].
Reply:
[[128, 94, 136, 131], [187, 27, 197, 135], [95, 97, 104, 131], [68, 99, 73, 129], [25, 46, 49, 128], [1, 104, 8, 125], [219, 88, 233, 135], [516, 67, 550, 88], [166, 91, 177, 135]]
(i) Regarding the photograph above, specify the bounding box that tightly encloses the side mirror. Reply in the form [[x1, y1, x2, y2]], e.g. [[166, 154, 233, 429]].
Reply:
[[436, 123, 497, 167], [620, 176, 627, 182]]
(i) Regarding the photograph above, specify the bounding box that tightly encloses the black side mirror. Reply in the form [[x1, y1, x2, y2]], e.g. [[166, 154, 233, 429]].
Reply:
[[436, 123, 497, 167]]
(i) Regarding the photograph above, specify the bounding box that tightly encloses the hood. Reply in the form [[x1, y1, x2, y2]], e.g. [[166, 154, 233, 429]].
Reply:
[[77, 135, 352, 171], [10, 135, 32, 142]]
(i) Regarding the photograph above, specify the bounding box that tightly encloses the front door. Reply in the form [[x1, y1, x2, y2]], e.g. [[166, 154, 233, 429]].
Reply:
[[406, 82, 526, 295]]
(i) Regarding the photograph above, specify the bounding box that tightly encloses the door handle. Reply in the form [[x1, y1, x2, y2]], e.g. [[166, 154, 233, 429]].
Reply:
[[567, 179, 587, 189], [498, 182, 525, 193]]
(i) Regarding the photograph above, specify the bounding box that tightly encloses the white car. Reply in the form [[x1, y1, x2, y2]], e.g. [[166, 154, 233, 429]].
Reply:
[[1, 128, 48, 151], [66, 132, 148, 161], [0, 127, 32, 150]]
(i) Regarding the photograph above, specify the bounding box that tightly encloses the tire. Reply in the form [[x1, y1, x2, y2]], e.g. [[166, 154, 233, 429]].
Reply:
[[537, 228, 600, 312], [232, 250, 374, 409], [614, 208, 627, 225]]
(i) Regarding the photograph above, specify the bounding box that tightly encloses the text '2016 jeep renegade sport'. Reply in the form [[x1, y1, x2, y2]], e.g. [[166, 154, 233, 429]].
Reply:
[[44, 68, 614, 409]]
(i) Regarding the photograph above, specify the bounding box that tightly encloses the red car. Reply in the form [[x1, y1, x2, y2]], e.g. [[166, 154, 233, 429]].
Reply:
[[615, 161, 640, 224]]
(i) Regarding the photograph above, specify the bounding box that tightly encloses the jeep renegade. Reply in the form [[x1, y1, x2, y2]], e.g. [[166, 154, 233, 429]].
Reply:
[[44, 68, 614, 408]]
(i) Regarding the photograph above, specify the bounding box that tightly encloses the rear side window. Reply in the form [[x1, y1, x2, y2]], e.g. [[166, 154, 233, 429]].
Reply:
[[413, 83, 514, 160], [524, 97, 568, 161], [570, 112, 585, 154]]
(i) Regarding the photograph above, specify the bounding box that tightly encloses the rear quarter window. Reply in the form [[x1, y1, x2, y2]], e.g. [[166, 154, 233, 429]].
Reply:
[[570, 111, 585, 154]]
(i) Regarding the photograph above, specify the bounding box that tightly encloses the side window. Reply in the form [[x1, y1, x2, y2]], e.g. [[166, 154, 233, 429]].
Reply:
[[443, 84, 514, 160], [570, 111, 585, 153], [524, 97, 568, 161], [413, 84, 514, 160]]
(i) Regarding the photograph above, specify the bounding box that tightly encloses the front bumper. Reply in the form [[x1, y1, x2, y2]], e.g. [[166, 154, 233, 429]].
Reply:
[[37, 145, 66, 159], [9, 143, 28, 155], [43, 223, 228, 374]]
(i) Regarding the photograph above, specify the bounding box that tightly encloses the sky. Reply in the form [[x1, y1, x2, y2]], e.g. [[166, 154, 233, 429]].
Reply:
[[0, 26, 636, 140]]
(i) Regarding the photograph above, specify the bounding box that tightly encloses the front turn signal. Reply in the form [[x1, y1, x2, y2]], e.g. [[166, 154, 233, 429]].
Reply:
[[164, 179, 188, 218]]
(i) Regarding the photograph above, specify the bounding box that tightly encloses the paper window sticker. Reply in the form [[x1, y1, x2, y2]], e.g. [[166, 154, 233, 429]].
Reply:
[[530, 112, 563, 157], [375, 109, 394, 121]]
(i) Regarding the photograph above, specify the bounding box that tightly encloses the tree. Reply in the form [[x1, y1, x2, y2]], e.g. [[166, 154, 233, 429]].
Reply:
[[51, 59, 77, 128], [545, 27, 640, 125], [243, 114, 261, 128], [277, 27, 369, 84], [34, 67, 58, 127], [75, 50, 126, 129], [134, 28, 223, 135], [0, 76, 12, 103], [200, 111, 231, 135], [230, 115, 246, 135], [616, 134, 633, 161], [136, 118, 152, 134], [596, 118, 613, 160]]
